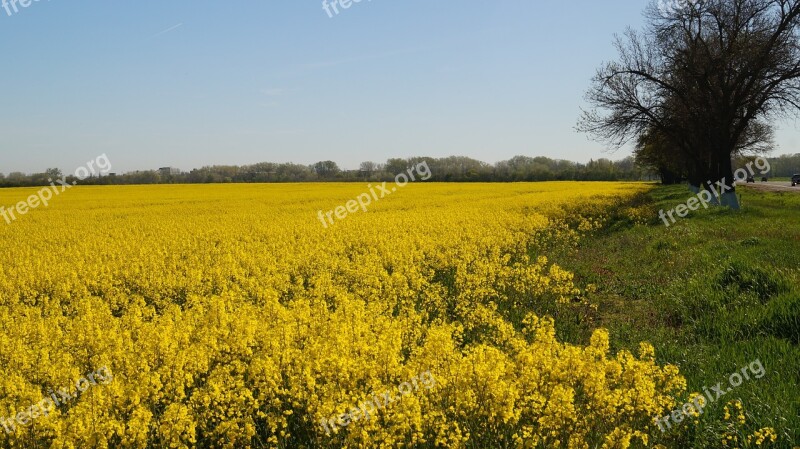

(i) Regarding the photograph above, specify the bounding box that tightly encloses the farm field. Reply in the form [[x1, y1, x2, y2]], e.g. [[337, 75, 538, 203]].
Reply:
[[0, 182, 796, 449]]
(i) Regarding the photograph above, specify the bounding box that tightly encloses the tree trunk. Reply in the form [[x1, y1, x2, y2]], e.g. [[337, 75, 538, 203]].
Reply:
[[659, 167, 683, 185], [709, 151, 740, 210], [719, 155, 740, 210]]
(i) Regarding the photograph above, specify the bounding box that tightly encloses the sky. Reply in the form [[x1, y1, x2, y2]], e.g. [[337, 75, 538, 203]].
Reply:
[[0, 0, 798, 174]]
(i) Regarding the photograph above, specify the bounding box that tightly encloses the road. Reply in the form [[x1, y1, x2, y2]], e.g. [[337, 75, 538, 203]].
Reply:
[[738, 181, 800, 193]]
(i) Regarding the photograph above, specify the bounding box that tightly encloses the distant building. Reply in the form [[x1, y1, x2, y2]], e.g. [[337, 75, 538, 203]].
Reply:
[[159, 167, 181, 176]]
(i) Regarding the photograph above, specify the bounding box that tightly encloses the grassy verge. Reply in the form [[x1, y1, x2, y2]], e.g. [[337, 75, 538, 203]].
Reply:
[[549, 185, 800, 448]]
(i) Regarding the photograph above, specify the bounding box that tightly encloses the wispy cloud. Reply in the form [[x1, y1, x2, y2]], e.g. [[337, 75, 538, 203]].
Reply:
[[151, 23, 183, 39]]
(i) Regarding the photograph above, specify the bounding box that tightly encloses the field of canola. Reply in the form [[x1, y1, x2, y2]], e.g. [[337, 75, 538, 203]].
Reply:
[[0, 182, 686, 449]]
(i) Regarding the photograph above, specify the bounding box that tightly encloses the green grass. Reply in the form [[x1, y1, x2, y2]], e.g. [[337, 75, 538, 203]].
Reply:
[[548, 185, 800, 448]]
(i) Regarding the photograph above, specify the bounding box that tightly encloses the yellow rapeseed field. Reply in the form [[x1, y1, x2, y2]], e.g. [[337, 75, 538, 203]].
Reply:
[[0, 182, 685, 449]]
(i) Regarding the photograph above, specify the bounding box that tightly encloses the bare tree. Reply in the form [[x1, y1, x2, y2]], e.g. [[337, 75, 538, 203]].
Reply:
[[579, 0, 800, 208]]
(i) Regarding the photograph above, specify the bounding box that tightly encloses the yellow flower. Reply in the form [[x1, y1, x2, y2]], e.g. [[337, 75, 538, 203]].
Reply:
[[0, 182, 683, 448]]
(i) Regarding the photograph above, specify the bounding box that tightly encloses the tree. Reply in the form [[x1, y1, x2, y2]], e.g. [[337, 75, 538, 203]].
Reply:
[[579, 0, 800, 209], [384, 158, 408, 176], [312, 161, 340, 179], [45, 168, 63, 180], [635, 127, 688, 184], [359, 161, 378, 177], [7, 172, 28, 185], [278, 163, 315, 182]]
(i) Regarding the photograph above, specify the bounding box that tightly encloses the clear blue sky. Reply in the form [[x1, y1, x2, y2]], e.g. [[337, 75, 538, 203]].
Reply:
[[1, 0, 797, 174]]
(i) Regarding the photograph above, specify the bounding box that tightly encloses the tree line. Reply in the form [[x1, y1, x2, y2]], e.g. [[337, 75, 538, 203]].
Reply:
[[3, 152, 798, 187], [0, 156, 651, 186]]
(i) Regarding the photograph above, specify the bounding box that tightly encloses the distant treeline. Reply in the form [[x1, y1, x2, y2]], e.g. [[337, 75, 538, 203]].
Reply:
[[2, 154, 798, 187]]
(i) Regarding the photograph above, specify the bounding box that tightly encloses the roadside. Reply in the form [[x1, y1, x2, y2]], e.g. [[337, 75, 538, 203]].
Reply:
[[548, 185, 800, 448], [738, 181, 800, 193]]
